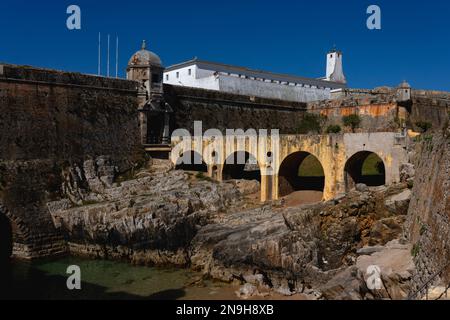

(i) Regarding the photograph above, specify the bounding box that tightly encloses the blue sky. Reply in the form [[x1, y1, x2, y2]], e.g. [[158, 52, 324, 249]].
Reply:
[[0, 0, 449, 90]]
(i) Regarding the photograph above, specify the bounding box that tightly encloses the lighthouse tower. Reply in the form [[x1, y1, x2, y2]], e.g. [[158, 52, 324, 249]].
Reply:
[[326, 48, 346, 84]]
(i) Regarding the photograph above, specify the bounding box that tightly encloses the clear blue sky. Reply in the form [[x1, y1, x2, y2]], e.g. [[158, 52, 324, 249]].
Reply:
[[1, 0, 449, 91]]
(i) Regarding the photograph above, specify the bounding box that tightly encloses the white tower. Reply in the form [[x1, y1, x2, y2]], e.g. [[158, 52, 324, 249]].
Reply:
[[326, 48, 346, 84]]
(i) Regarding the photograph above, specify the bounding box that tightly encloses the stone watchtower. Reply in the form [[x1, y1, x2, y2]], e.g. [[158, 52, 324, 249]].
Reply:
[[397, 80, 411, 102], [127, 40, 172, 145], [326, 48, 346, 84]]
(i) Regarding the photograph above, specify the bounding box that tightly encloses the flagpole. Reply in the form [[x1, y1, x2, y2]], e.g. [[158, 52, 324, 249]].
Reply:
[[98, 32, 101, 76], [115, 36, 119, 78], [107, 34, 110, 77]]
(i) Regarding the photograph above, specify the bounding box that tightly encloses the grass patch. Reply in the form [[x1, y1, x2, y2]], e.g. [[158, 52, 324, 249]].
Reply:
[[411, 243, 421, 258], [298, 155, 324, 177], [361, 153, 385, 176]]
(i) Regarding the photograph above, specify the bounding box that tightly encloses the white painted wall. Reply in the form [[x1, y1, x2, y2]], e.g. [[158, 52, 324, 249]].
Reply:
[[164, 65, 219, 90], [164, 65, 333, 102], [218, 74, 331, 102], [326, 52, 346, 84]]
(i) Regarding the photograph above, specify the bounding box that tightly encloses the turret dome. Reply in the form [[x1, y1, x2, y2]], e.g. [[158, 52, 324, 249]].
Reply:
[[128, 40, 162, 67]]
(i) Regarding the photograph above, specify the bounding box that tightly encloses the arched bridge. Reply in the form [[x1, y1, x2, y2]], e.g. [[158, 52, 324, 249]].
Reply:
[[171, 132, 408, 202]]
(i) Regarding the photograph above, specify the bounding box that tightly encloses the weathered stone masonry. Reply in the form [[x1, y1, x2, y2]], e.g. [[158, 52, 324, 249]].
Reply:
[[0, 64, 144, 259]]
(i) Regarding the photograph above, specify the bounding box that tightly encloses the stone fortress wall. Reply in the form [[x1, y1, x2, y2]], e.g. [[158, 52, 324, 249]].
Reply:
[[164, 84, 307, 134], [308, 87, 450, 133], [0, 64, 144, 258]]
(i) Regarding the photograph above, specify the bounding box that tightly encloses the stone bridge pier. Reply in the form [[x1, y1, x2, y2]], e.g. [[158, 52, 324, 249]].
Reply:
[[171, 132, 408, 202]]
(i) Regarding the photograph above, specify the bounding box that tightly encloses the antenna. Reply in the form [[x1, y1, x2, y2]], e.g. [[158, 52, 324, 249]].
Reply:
[[115, 36, 119, 78], [98, 32, 101, 76], [107, 34, 110, 77]]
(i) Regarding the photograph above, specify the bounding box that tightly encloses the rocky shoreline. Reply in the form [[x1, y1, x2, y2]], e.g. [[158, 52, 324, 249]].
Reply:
[[46, 156, 422, 300]]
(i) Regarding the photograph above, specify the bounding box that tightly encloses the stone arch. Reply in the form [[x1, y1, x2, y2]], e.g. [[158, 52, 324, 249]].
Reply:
[[278, 151, 325, 203], [0, 209, 12, 261], [222, 151, 261, 182], [174, 150, 208, 173], [0, 202, 31, 260], [344, 151, 386, 191]]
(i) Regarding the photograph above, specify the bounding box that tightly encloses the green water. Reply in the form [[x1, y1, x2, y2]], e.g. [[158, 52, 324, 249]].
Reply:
[[0, 257, 236, 300]]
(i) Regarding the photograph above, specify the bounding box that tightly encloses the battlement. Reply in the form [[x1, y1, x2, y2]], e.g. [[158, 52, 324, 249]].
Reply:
[[0, 63, 138, 92]]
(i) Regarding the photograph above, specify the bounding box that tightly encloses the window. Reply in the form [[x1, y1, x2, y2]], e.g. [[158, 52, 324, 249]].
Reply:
[[166, 74, 169, 81], [188, 69, 192, 76], [176, 72, 179, 79]]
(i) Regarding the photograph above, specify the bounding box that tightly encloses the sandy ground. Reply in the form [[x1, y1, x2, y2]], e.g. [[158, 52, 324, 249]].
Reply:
[[282, 190, 324, 207], [182, 283, 313, 300]]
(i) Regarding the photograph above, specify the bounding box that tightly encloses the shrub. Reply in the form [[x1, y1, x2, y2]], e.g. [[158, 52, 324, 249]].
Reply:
[[326, 125, 342, 134], [415, 121, 432, 133], [342, 114, 361, 132], [411, 243, 421, 258], [297, 113, 325, 134]]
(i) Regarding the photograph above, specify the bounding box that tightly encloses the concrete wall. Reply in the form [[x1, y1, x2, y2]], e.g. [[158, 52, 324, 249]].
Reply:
[[0, 64, 144, 259]]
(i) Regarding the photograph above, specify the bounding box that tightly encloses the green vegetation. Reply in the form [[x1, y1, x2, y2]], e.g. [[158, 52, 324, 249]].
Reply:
[[415, 121, 432, 133], [361, 153, 385, 176], [298, 155, 324, 177], [195, 172, 206, 179], [420, 224, 428, 236], [297, 113, 326, 134], [195, 172, 215, 182], [326, 125, 342, 134], [411, 243, 421, 258], [81, 200, 100, 206], [342, 114, 361, 132]]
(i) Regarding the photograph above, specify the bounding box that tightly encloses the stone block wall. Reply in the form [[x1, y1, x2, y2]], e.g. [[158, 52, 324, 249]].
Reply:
[[409, 90, 450, 131], [405, 125, 450, 290], [307, 93, 404, 133], [0, 64, 144, 259], [164, 84, 307, 134]]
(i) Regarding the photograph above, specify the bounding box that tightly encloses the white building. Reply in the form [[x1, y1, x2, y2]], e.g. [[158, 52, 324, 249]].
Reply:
[[163, 50, 347, 102]]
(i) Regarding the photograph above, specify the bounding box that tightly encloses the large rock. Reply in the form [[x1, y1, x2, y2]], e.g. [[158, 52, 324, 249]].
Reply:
[[50, 170, 242, 266], [320, 240, 415, 300], [231, 179, 261, 196], [384, 189, 411, 215], [319, 267, 368, 300], [356, 240, 415, 300], [400, 163, 415, 183], [190, 184, 413, 294]]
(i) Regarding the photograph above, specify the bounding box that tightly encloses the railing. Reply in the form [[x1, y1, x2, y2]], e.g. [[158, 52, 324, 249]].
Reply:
[[407, 262, 450, 300]]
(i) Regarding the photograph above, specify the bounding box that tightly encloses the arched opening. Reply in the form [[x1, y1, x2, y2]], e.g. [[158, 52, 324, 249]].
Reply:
[[278, 152, 325, 205], [0, 213, 13, 262], [175, 151, 208, 173], [222, 152, 261, 182], [344, 151, 386, 191]]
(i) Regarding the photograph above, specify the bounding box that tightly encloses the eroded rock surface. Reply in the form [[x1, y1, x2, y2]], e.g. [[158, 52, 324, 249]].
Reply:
[[48, 158, 415, 298], [50, 168, 242, 266]]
